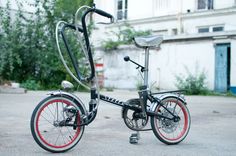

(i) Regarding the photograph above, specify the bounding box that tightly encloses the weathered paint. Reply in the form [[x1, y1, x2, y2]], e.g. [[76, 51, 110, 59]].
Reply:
[[215, 44, 230, 92]]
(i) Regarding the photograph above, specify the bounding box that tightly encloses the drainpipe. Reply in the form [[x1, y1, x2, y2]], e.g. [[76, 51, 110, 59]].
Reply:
[[177, 0, 184, 34]]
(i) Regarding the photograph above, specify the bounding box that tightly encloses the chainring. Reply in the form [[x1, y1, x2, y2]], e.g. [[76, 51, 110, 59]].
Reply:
[[122, 98, 149, 131]]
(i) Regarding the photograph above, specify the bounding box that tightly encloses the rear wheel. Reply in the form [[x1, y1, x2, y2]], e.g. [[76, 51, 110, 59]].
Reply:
[[30, 95, 85, 153], [151, 97, 191, 145]]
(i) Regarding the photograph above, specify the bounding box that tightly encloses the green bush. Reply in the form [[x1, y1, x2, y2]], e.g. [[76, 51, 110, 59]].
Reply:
[[102, 24, 152, 51], [175, 66, 209, 95], [21, 80, 41, 90], [0, 0, 93, 90], [102, 39, 122, 51]]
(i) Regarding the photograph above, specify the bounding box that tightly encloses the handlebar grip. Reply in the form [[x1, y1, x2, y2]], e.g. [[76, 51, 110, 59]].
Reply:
[[94, 8, 113, 19]]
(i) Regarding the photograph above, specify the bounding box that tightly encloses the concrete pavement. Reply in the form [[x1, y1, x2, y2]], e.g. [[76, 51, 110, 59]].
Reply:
[[0, 90, 236, 156]]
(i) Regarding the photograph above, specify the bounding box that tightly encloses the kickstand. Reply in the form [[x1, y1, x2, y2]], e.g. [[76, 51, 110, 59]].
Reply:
[[129, 120, 140, 144]]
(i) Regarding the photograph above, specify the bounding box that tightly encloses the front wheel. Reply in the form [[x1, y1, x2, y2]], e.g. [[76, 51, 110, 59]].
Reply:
[[151, 97, 191, 145], [30, 95, 85, 153]]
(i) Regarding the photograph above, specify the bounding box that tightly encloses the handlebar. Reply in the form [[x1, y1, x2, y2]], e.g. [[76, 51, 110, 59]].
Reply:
[[58, 6, 114, 82], [81, 8, 114, 81], [94, 8, 113, 20]]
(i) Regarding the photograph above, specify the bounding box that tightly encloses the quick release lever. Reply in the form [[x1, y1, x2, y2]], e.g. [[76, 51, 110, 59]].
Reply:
[[124, 56, 145, 72]]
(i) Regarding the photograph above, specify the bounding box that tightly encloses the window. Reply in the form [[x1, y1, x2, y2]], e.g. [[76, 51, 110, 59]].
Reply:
[[117, 0, 128, 20], [213, 26, 224, 32], [198, 25, 224, 33], [171, 28, 178, 35], [197, 0, 213, 10], [198, 27, 209, 33]]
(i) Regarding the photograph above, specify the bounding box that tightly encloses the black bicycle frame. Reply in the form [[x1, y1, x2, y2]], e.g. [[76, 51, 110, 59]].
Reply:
[[59, 7, 182, 128], [60, 7, 113, 82], [63, 92, 180, 128], [99, 93, 177, 118]]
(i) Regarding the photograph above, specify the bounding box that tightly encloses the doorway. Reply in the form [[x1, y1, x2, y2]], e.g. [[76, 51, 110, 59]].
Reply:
[[215, 43, 231, 92]]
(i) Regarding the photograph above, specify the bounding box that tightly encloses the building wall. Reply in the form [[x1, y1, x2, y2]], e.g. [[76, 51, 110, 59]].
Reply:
[[231, 39, 236, 87], [95, 47, 141, 89], [0, 0, 35, 12], [183, 11, 236, 34], [94, 0, 236, 21], [150, 40, 215, 90], [96, 40, 216, 90], [93, 0, 236, 91], [128, 0, 154, 20], [92, 5, 236, 44], [214, 0, 236, 9]]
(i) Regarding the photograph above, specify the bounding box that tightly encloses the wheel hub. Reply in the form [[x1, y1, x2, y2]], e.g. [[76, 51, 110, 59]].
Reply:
[[160, 108, 179, 133], [53, 121, 60, 127]]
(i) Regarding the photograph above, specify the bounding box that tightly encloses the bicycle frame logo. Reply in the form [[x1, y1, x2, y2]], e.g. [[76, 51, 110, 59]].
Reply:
[[100, 95, 124, 106]]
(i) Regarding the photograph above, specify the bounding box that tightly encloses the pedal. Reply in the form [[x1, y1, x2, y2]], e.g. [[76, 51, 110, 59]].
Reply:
[[129, 133, 140, 144]]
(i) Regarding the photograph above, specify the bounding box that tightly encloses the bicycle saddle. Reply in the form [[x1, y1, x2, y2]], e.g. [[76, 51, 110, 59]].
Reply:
[[134, 35, 163, 48]]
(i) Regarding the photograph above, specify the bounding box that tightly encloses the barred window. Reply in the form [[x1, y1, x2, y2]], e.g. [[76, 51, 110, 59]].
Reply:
[[198, 27, 209, 33], [117, 0, 128, 20], [198, 25, 224, 33], [198, 0, 213, 10], [213, 26, 224, 32]]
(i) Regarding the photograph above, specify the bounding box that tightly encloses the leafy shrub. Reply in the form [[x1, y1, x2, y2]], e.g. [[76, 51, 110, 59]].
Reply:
[[0, 0, 93, 90], [120, 27, 151, 43], [102, 39, 122, 51], [105, 86, 114, 92], [102, 24, 152, 51], [175, 66, 209, 95], [21, 80, 41, 90]]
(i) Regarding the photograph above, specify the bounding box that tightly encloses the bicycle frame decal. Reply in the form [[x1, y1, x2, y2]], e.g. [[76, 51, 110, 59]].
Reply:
[[99, 94, 124, 107]]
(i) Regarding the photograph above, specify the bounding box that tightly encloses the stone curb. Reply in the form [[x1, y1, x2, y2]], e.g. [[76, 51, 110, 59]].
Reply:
[[0, 86, 27, 94]]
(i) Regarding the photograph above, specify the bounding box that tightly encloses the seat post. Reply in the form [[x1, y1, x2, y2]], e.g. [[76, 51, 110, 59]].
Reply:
[[144, 47, 149, 87]]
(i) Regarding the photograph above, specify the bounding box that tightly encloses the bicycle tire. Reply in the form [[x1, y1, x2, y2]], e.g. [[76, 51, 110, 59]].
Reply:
[[30, 95, 85, 153], [151, 97, 191, 145]]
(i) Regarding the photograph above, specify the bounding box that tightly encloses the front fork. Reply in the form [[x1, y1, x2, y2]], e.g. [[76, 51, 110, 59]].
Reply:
[[64, 88, 98, 127], [86, 88, 98, 124]]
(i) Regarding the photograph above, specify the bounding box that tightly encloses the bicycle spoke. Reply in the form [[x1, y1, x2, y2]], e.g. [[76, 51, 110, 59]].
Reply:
[[40, 127, 58, 142], [33, 97, 85, 152], [177, 107, 182, 115], [54, 128, 61, 146], [40, 114, 54, 125], [152, 98, 190, 144], [66, 126, 74, 139], [41, 108, 55, 122], [58, 128, 66, 145], [60, 101, 66, 121], [56, 102, 59, 121], [47, 105, 56, 121]]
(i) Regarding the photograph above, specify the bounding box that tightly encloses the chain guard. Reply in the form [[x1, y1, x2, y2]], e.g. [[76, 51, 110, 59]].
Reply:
[[122, 98, 149, 131]]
